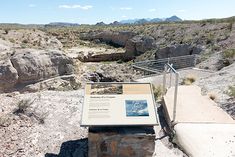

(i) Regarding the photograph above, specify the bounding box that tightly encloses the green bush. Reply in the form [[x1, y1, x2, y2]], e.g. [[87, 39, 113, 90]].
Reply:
[[222, 49, 235, 59], [227, 86, 235, 98]]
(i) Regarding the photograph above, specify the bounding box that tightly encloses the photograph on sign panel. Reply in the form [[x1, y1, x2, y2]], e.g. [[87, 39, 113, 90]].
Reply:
[[90, 83, 123, 95], [125, 100, 149, 117]]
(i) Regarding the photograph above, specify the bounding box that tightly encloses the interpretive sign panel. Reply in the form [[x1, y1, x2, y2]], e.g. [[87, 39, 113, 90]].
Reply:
[[81, 82, 158, 126]]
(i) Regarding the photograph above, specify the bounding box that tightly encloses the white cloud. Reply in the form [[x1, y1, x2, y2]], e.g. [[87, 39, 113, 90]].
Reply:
[[177, 9, 186, 13], [120, 7, 132, 10], [59, 4, 93, 10], [122, 15, 127, 18], [148, 9, 156, 12], [28, 4, 36, 8]]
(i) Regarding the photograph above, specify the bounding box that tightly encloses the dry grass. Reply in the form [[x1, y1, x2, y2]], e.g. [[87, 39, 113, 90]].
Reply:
[[152, 85, 164, 101], [182, 74, 196, 85], [13, 99, 34, 115]]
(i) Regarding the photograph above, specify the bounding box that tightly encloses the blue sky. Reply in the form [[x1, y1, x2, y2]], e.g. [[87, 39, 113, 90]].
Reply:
[[0, 0, 235, 24]]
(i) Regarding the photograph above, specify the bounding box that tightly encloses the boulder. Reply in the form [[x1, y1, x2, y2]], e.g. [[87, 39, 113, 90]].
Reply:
[[0, 38, 14, 52], [10, 49, 74, 84], [155, 44, 202, 59], [125, 35, 155, 59], [80, 31, 136, 47], [21, 75, 81, 92], [78, 51, 124, 62], [0, 58, 18, 90]]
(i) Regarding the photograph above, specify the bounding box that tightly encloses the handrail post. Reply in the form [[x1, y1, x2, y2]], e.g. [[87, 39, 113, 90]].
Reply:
[[173, 72, 179, 121], [162, 64, 167, 96]]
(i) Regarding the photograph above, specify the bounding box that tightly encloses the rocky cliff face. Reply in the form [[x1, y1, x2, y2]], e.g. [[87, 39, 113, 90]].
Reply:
[[155, 44, 202, 59], [80, 31, 136, 47], [78, 22, 234, 61], [125, 35, 155, 59], [0, 49, 74, 91]]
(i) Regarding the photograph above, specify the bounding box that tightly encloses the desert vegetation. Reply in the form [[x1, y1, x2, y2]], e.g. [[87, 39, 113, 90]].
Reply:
[[181, 75, 196, 85], [227, 86, 235, 98]]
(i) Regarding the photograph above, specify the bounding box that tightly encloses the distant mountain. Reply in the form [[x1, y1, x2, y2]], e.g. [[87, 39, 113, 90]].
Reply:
[[134, 19, 149, 24], [119, 19, 140, 24], [46, 22, 80, 27], [165, 16, 182, 22], [95, 22, 106, 26], [119, 16, 182, 24], [150, 18, 163, 22], [109, 21, 121, 26]]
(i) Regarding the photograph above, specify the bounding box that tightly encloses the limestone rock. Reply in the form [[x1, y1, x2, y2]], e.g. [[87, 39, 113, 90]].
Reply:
[[10, 49, 74, 84], [22, 75, 81, 92], [0, 38, 14, 52], [80, 31, 136, 47], [155, 44, 202, 59], [125, 35, 155, 59], [0, 58, 18, 90], [66, 46, 125, 62]]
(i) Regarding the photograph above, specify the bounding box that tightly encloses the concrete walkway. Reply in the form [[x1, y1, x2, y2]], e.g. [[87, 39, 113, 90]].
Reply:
[[163, 85, 235, 157], [137, 73, 235, 156], [163, 85, 234, 125], [174, 123, 235, 157]]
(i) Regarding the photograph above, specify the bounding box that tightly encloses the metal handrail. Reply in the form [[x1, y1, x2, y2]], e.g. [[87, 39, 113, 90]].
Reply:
[[163, 63, 179, 122], [132, 55, 197, 75]]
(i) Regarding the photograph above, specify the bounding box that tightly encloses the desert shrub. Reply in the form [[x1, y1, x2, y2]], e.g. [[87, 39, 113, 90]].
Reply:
[[222, 49, 235, 59], [9, 38, 15, 43], [20, 43, 27, 48], [221, 49, 235, 67], [228, 22, 233, 31], [13, 99, 34, 115], [0, 116, 11, 127], [181, 75, 196, 85], [4, 29, 9, 34], [227, 86, 235, 98], [22, 39, 29, 43], [152, 85, 164, 100]]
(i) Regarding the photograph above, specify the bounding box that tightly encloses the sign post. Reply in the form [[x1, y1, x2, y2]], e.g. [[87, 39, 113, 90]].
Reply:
[[81, 82, 158, 157]]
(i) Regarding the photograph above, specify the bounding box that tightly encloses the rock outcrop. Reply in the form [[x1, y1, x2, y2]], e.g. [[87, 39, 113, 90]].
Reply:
[[155, 44, 202, 59], [0, 49, 74, 91], [0, 58, 18, 90], [0, 38, 15, 52], [80, 32, 155, 60], [125, 35, 155, 59], [66, 46, 125, 62], [10, 49, 74, 84], [1, 29, 63, 49], [78, 51, 124, 62], [80, 31, 136, 47]]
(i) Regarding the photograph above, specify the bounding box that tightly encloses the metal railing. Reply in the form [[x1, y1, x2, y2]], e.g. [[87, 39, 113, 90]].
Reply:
[[163, 63, 179, 122], [132, 55, 197, 75]]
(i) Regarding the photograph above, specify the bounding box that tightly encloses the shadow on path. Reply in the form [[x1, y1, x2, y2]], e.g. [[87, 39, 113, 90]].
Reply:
[[45, 138, 88, 157]]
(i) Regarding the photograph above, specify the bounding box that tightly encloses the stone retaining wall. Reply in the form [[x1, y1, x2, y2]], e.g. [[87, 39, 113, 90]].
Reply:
[[88, 127, 155, 157]]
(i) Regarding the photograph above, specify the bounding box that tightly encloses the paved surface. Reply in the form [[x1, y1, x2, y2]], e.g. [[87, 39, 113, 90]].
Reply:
[[174, 123, 235, 157], [137, 69, 235, 157], [163, 85, 235, 157], [163, 85, 235, 125]]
